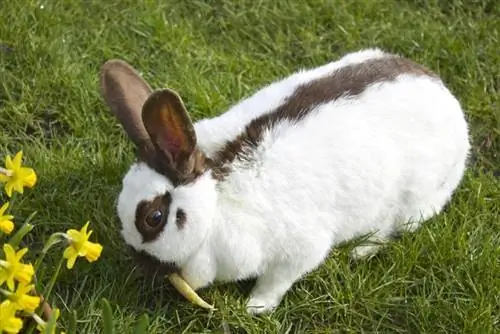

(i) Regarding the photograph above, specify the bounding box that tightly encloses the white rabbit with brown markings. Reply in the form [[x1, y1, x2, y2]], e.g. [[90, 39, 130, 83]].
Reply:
[[99, 48, 470, 314]]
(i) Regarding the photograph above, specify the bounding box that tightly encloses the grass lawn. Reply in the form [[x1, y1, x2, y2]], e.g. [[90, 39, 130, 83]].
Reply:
[[1, 0, 499, 333]]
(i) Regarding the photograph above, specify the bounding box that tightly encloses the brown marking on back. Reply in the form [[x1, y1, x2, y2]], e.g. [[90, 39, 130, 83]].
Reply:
[[210, 55, 437, 180], [135, 192, 172, 242]]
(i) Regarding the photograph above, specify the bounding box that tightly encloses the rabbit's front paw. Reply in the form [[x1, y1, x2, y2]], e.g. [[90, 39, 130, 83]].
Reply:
[[246, 295, 278, 315], [245, 264, 300, 315]]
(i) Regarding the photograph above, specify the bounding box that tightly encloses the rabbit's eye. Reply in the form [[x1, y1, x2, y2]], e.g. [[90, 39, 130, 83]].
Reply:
[[146, 210, 163, 228]]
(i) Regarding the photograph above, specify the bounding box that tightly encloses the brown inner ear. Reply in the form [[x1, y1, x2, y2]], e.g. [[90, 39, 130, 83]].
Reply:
[[141, 89, 197, 176], [99, 59, 156, 159]]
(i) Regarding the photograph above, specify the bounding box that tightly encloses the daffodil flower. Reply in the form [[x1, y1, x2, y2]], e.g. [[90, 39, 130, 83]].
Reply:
[[63, 222, 103, 269], [1, 281, 41, 313], [0, 202, 15, 234], [0, 300, 23, 334], [0, 244, 35, 290], [0, 151, 37, 197]]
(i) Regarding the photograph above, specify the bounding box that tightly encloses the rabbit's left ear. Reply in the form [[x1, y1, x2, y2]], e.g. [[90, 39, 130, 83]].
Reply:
[[141, 89, 197, 175], [99, 59, 156, 159]]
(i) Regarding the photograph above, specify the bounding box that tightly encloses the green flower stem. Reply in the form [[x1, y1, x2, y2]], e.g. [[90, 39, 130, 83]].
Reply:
[[33, 232, 67, 275], [26, 256, 66, 334], [42, 256, 65, 304], [3, 192, 17, 210]]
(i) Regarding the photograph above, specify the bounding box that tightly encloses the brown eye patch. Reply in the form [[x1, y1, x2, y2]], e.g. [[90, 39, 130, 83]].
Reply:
[[135, 192, 172, 242]]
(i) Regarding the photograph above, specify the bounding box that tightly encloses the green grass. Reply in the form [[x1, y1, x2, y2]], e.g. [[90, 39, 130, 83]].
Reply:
[[1, 0, 499, 333]]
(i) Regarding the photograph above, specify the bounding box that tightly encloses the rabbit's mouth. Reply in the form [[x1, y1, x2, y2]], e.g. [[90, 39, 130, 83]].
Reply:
[[128, 246, 180, 277]]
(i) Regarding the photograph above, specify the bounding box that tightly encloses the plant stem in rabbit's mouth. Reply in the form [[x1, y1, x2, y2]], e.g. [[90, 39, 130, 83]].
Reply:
[[167, 273, 215, 310]]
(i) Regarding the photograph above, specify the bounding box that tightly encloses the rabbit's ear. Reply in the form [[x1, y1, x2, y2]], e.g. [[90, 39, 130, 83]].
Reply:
[[141, 88, 197, 175], [99, 59, 155, 156]]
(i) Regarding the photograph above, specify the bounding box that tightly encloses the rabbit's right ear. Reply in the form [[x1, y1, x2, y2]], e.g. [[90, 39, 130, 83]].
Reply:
[[141, 89, 197, 176], [99, 59, 156, 157]]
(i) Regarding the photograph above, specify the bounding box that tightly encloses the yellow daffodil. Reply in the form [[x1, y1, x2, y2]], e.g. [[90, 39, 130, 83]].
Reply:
[[0, 202, 15, 234], [0, 151, 37, 197], [3, 281, 41, 313], [0, 300, 23, 334], [0, 244, 35, 290], [63, 222, 103, 269]]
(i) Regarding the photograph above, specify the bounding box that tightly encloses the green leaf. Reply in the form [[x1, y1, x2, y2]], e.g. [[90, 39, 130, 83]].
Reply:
[[101, 298, 115, 334], [132, 313, 150, 334], [42, 308, 59, 334], [7, 221, 34, 249], [67, 309, 78, 334]]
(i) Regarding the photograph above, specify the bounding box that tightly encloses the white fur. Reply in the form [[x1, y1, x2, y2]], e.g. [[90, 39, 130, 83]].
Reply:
[[117, 48, 470, 314]]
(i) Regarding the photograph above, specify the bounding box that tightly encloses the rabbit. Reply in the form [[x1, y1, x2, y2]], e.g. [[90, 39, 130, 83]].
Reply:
[[99, 48, 470, 314]]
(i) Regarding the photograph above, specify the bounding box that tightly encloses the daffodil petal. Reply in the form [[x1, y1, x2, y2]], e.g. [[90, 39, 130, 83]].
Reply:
[[14, 263, 34, 284], [17, 283, 34, 295], [12, 151, 23, 169], [13, 181, 24, 195], [0, 301, 24, 333], [66, 229, 81, 241], [19, 168, 37, 187], [0, 270, 7, 285], [0, 220, 14, 234], [63, 245, 77, 259], [3, 244, 16, 259], [5, 155, 14, 170], [7, 276, 15, 291], [63, 246, 78, 269], [1, 214, 14, 220], [81, 222, 90, 234], [66, 254, 77, 269], [4, 317, 23, 334], [19, 294, 41, 313], [15, 247, 28, 261], [4, 182, 14, 197], [83, 242, 103, 262]]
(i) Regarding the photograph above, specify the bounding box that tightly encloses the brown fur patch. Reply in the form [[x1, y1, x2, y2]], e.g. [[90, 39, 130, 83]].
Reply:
[[210, 55, 437, 180], [135, 146, 209, 187], [135, 192, 172, 242], [175, 208, 187, 229]]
